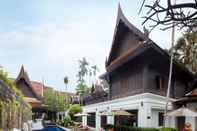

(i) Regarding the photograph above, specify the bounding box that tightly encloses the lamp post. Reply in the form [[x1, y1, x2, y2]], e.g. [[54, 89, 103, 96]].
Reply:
[[165, 0, 176, 127]]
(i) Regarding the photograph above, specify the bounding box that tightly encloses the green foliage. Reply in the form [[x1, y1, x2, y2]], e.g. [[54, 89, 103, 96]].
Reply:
[[117, 126, 158, 131], [103, 124, 114, 129], [63, 115, 71, 127], [75, 57, 99, 95], [43, 88, 69, 112], [0, 67, 23, 97], [0, 66, 32, 129], [22, 106, 32, 122], [174, 31, 197, 74], [77, 57, 89, 82], [103, 125, 178, 131], [75, 80, 90, 95], [159, 128, 177, 131], [68, 104, 82, 120]]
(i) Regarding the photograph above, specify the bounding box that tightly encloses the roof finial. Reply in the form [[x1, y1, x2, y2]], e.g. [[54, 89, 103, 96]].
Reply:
[[21, 64, 25, 70], [20, 64, 25, 75], [118, 2, 121, 9], [117, 2, 124, 18]]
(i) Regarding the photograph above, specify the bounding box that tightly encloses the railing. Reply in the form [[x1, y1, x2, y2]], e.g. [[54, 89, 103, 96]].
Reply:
[[82, 92, 108, 105]]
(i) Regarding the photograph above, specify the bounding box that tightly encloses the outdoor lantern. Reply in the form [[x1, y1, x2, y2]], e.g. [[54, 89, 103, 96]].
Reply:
[[141, 101, 143, 107]]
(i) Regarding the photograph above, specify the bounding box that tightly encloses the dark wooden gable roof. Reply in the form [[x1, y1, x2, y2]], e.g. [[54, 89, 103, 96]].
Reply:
[[102, 5, 195, 83], [15, 65, 41, 100], [16, 65, 31, 85], [106, 4, 148, 67]]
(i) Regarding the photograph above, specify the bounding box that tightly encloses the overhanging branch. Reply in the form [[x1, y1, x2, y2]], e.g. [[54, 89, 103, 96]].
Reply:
[[140, 0, 197, 31]]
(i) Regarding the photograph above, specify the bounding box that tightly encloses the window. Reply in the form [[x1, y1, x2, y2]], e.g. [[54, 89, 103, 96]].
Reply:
[[87, 113, 96, 127], [158, 112, 164, 126], [155, 75, 164, 90], [155, 76, 160, 89]]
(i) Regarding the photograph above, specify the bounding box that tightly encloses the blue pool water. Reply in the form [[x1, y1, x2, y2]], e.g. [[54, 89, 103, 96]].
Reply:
[[33, 126, 66, 131]]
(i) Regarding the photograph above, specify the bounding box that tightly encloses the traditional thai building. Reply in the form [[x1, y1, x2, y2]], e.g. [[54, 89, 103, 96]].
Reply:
[[81, 5, 196, 130], [15, 66, 75, 120], [15, 66, 44, 119], [15, 66, 43, 108]]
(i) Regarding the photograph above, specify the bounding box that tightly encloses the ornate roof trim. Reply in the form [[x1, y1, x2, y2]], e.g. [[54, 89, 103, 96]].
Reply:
[[107, 4, 148, 66], [15, 65, 42, 100], [15, 65, 31, 85]]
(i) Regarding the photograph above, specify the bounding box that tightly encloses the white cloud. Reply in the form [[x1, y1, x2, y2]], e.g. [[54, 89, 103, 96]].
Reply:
[[0, 1, 182, 93], [0, 18, 113, 92]]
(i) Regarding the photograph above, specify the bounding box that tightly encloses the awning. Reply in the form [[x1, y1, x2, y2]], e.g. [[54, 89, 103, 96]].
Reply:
[[165, 107, 197, 117], [74, 113, 90, 117]]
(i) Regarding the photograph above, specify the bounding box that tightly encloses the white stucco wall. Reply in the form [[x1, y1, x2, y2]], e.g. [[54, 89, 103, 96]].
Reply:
[[186, 102, 197, 131], [82, 93, 175, 130], [151, 109, 160, 127]]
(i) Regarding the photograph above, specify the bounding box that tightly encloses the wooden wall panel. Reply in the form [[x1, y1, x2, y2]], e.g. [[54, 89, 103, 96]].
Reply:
[[114, 31, 140, 60], [110, 64, 144, 99], [145, 67, 187, 98], [16, 79, 35, 98]]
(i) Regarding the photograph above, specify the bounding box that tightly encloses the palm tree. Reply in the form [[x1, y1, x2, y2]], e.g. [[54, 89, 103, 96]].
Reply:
[[75, 80, 89, 95], [174, 31, 197, 74], [91, 65, 99, 84], [91, 65, 99, 76], [64, 76, 68, 90], [77, 57, 89, 81]]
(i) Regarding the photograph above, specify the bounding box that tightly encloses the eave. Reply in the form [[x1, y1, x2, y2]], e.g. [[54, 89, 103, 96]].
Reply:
[[107, 4, 148, 66]]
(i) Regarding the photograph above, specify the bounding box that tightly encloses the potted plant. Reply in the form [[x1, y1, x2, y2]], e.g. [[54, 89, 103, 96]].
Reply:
[[103, 124, 114, 131]]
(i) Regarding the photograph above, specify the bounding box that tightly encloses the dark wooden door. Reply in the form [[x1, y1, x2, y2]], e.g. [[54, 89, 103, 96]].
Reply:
[[177, 117, 185, 131], [101, 116, 107, 128]]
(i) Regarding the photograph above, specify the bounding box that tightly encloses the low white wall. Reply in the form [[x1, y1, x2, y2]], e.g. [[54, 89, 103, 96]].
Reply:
[[151, 109, 160, 128], [82, 93, 175, 130]]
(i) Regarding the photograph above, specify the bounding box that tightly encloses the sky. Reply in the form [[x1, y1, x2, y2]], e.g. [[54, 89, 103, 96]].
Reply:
[[0, 0, 182, 93]]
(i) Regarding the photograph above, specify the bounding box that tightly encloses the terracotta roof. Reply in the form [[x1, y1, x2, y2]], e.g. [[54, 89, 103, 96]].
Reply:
[[186, 88, 197, 97], [15, 66, 41, 100], [23, 97, 42, 104], [44, 85, 75, 96], [31, 81, 43, 97]]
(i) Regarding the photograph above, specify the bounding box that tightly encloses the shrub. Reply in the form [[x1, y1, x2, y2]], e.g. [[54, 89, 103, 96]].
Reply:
[[63, 115, 71, 127], [68, 104, 82, 120], [103, 124, 159, 131], [103, 125, 177, 131], [103, 124, 114, 130], [159, 128, 177, 131], [121, 126, 159, 131]]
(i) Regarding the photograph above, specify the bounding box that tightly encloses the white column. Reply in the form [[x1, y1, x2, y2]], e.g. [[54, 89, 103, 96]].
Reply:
[[96, 111, 101, 130], [61, 113, 64, 121], [151, 110, 159, 128], [82, 116, 87, 126], [165, 116, 176, 128], [56, 112, 59, 122], [186, 117, 195, 131], [107, 115, 114, 125], [138, 103, 151, 127]]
